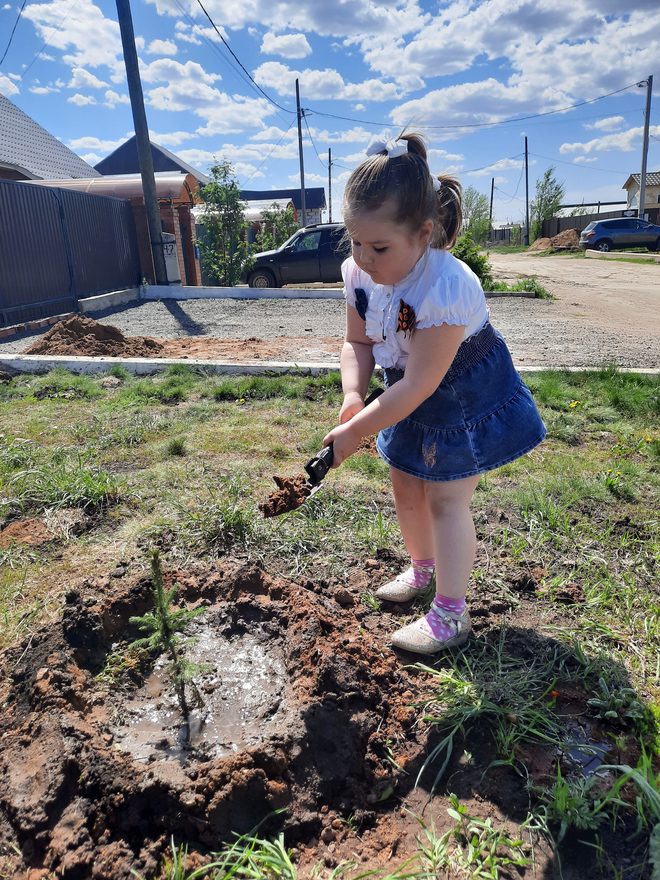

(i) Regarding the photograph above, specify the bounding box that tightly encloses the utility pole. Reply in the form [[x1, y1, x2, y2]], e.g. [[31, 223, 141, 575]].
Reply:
[[115, 0, 168, 285], [328, 147, 332, 222], [638, 74, 653, 221], [295, 78, 307, 227], [524, 136, 530, 246], [488, 176, 494, 241]]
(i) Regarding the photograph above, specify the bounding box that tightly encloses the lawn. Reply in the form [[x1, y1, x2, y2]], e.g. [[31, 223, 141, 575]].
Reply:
[[0, 365, 658, 880]]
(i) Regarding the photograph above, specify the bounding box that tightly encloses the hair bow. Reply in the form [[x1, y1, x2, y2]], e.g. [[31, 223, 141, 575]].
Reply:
[[365, 132, 408, 159]]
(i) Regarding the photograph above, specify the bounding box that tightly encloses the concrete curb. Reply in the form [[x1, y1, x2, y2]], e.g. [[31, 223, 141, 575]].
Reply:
[[143, 285, 345, 300], [584, 250, 660, 263], [1, 354, 658, 377]]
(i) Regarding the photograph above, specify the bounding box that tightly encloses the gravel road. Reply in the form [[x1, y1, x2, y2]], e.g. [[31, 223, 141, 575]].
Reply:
[[1, 253, 657, 369]]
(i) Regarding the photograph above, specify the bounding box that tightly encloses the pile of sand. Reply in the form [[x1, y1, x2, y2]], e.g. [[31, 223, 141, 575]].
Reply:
[[529, 228, 580, 252], [25, 315, 164, 358]]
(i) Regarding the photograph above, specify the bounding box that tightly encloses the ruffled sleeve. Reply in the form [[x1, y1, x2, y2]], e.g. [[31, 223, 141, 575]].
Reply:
[[414, 261, 486, 331], [341, 257, 360, 311]]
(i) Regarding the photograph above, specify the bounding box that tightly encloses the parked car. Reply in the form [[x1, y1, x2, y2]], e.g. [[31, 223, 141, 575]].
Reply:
[[579, 217, 660, 252], [244, 222, 349, 287]]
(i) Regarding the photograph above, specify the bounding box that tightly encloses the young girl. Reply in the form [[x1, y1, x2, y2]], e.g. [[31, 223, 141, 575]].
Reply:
[[322, 132, 546, 656]]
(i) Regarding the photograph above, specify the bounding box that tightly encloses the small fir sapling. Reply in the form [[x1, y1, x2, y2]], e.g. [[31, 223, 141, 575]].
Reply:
[[129, 549, 205, 739]]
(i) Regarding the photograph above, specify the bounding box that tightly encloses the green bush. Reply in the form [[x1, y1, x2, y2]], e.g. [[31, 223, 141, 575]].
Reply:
[[451, 232, 493, 288]]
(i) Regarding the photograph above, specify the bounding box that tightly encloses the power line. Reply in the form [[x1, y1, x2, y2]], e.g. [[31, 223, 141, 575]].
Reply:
[[0, 0, 28, 67], [16, 1, 79, 80], [244, 117, 297, 182], [529, 150, 630, 175], [302, 113, 328, 169], [192, 0, 294, 115], [305, 80, 644, 132]]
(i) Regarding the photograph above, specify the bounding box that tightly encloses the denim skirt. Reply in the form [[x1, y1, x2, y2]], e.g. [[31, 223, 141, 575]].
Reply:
[[377, 323, 546, 482]]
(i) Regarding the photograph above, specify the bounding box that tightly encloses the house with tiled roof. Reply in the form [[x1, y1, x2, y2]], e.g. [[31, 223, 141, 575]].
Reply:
[[0, 93, 99, 180], [95, 135, 209, 186], [623, 171, 660, 215]]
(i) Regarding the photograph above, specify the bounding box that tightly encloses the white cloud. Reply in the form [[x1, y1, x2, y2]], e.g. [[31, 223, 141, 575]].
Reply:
[[355, 1, 660, 125], [68, 93, 97, 105], [80, 152, 103, 164], [68, 134, 128, 152], [23, 0, 124, 79], [2, 3, 11, 8], [68, 67, 107, 89], [104, 89, 130, 107], [560, 125, 660, 154], [254, 61, 401, 102], [148, 130, 196, 147], [173, 20, 227, 44], [469, 157, 523, 177], [173, 148, 264, 179], [8, 72, 21, 81], [145, 0, 427, 40], [261, 32, 311, 59], [586, 116, 625, 132], [30, 84, 61, 94], [146, 38, 177, 56], [140, 58, 221, 86], [0, 74, 19, 96]]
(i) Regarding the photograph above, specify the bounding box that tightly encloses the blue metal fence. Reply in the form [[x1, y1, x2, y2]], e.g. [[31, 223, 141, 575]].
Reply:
[[0, 180, 142, 327]]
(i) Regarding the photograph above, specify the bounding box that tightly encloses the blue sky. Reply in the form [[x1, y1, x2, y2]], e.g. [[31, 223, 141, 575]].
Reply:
[[1, 0, 658, 225]]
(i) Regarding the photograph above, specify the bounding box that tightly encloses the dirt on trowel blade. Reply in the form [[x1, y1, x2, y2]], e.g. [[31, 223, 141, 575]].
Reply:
[[258, 474, 312, 517]]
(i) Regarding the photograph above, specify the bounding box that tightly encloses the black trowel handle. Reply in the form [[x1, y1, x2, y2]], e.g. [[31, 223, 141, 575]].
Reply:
[[305, 444, 334, 485]]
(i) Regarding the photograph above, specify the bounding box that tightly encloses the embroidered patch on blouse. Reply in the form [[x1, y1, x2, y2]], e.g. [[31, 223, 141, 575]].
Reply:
[[397, 299, 416, 336], [354, 287, 368, 321]]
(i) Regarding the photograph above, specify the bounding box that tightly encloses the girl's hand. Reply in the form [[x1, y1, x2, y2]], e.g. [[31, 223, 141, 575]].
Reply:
[[339, 391, 365, 424], [322, 422, 361, 467]]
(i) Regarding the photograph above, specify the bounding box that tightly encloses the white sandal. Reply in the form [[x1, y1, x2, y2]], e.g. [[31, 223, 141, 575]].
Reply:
[[391, 608, 471, 655], [375, 566, 434, 603]]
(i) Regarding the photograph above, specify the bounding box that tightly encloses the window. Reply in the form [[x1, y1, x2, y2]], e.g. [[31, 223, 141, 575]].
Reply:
[[293, 231, 321, 252]]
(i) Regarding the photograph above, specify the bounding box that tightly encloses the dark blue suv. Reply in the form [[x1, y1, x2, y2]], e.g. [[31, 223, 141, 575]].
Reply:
[[579, 217, 660, 252]]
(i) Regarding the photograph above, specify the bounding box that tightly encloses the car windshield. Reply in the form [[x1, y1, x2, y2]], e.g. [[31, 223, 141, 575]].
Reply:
[[583, 222, 596, 231]]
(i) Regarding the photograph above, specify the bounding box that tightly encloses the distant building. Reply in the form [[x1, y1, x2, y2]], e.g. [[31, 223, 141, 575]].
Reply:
[[240, 188, 326, 226], [0, 92, 99, 181], [95, 135, 209, 187], [623, 171, 660, 216]]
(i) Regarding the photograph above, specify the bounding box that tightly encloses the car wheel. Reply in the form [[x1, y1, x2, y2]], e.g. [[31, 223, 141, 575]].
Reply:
[[248, 269, 277, 288], [595, 239, 612, 252]]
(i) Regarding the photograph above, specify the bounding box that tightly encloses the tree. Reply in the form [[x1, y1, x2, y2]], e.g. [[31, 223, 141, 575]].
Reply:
[[198, 160, 248, 286], [254, 203, 298, 253], [530, 167, 565, 242], [462, 186, 491, 244]]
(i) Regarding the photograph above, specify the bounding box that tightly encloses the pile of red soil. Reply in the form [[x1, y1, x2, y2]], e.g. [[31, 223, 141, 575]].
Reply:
[[529, 228, 580, 252], [25, 316, 164, 358], [0, 518, 54, 548]]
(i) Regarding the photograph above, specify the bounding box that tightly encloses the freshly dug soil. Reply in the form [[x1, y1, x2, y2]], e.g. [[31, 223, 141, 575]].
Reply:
[[259, 474, 312, 517], [0, 518, 54, 548], [25, 315, 164, 358], [0, 558, 649, 879], [528, 228, 580, 252]]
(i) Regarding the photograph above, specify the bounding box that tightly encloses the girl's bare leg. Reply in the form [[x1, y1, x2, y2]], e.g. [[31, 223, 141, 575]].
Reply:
[[424, 475, 481, 599], [390, 466, 434, 560]]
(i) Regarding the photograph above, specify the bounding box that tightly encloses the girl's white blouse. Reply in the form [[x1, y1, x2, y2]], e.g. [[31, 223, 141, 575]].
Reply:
[[342, 247, 490, 370]]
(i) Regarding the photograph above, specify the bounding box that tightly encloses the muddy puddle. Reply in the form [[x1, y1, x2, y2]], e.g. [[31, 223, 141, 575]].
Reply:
[[113, 620, 289, 762]]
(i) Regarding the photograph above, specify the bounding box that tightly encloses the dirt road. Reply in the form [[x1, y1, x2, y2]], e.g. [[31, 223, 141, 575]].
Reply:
[[490, 252, 658, 331]]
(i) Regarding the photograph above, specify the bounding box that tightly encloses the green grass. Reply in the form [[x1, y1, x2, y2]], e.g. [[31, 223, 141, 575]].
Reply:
[[0, 365, 657, 877], [486, 276, 554, 298]]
